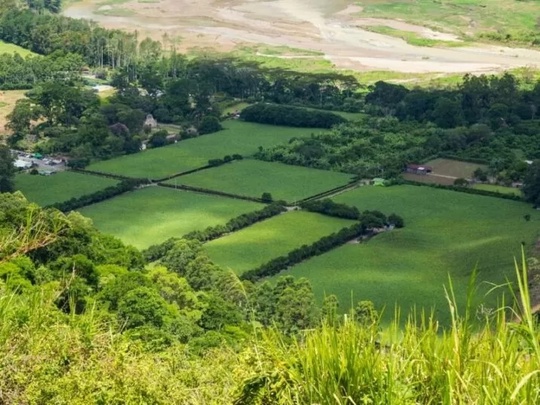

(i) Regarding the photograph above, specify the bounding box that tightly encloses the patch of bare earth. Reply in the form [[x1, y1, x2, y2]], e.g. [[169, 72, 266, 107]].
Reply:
[[0, 90, 25, 141], [63, 0, 540, 74]]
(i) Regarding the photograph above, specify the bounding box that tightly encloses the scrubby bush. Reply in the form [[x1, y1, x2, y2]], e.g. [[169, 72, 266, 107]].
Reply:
[[198, 116, 223, 135]]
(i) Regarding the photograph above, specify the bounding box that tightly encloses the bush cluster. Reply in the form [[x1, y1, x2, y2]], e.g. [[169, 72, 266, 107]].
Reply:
[[183, 203, 286, 242], [208, 154, 243, 167], [300, 199, 360, 219], [241, 103, 347, 128], [49, 179, 145, 212]]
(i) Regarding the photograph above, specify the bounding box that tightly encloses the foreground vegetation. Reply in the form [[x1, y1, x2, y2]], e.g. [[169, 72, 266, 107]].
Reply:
[[2, 239, 539, 404]]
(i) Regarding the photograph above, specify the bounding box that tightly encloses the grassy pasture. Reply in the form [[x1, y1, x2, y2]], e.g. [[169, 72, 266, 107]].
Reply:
[[86, 120, 319, 179], [0, 40, 35, 57], [361, 0, 540, 42], [280, 185, 540, 324], [473, 183, 522, 196], [425, 158, 487, 179], [204, 211, 354, 274], [15, 171, 119, 207], [364, 25, 464, 47], [167, 159, 354, 203], [79, 186, 263, 249]]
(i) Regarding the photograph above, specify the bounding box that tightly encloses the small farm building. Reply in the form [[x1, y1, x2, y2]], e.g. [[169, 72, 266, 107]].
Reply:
[[14, 159, 32, 169], [372, 178, 385, 186], [405, 164, 432, 175]]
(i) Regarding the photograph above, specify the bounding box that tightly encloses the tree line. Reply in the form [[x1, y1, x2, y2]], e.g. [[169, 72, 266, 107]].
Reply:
[[0, 51, 84, 89], [48, 179, 146, 212], [241, 210, 402, 282], [240, 103, 347, 128], [183, 203, 286, 242]]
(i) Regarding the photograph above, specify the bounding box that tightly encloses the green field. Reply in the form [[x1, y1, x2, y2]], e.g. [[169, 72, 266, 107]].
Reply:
[[79, 187, 263, 249], [15, 171, 119, 206], [363, 25, 464, 48], [0, 40, 35, 57], [361, 0, 540, 43], [473, 184, 522, 196], [86, 121, 319, 179], [280, 185, 540, 324], [205, 211, 354, 274], [167, 159, 354, 203]]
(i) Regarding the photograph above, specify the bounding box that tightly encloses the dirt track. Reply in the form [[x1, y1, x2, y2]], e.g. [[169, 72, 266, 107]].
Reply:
[[64, 0, 540, 73]]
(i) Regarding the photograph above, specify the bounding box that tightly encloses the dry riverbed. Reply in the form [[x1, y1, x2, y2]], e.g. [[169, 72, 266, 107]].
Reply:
[[64, 0, 540, 73]]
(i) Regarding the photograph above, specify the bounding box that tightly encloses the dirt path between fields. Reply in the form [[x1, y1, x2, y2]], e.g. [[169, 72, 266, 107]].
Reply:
[[63, 0, 540, 74]]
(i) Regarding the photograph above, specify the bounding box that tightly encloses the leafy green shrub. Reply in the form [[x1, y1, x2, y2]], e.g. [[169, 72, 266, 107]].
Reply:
[[198, 116, 223, 135]]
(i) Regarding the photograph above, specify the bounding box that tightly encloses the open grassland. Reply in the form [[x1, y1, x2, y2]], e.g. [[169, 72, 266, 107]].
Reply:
[[79, 186, 263, 249], [280, 185, 540, 324], [205, 211, 354, 274], [15, 171, 119, 207], [168, 159, 354, 203], [0, 40, 35, 57], [363, 25, 465, 47], [473, 183, 522, 196], [425, 158, 486, 179], [86, 120, 318, 179], [361, 0, 540, 42]]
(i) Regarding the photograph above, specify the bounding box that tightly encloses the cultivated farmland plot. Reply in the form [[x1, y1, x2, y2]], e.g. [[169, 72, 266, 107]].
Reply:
[[205, 211, 355, 274], [280, 185, 540, 324], [167, 159, 355, 203], [86, 121, 319, 180], [15, 172, 119, 207], [79, 186, 263, 249], [404, 158, 487, 185]]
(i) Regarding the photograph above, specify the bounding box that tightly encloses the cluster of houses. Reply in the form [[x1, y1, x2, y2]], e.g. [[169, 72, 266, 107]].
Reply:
[[12, 150, 66, 175]]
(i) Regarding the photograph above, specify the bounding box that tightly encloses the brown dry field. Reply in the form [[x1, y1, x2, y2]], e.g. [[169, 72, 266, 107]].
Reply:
[[402, 173, 456, 186], [63, 0, 540, 74], [0, 90, 25, 140], [425, 158, 487, 179]]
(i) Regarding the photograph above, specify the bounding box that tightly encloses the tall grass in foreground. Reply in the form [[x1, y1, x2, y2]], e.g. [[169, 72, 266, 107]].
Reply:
[[235, 255, 540, 404], [0, 286, 248, 404], [1, 255, 539, 404]]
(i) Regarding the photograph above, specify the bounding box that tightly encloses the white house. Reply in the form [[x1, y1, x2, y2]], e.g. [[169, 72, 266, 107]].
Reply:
[[14, 159, 32, 169]]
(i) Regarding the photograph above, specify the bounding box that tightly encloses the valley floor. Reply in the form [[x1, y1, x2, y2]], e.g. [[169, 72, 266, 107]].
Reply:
[[64, 0, 540, 73]]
